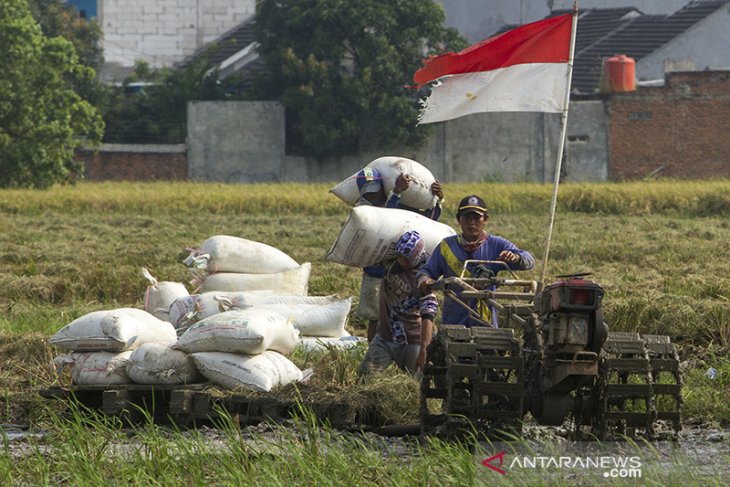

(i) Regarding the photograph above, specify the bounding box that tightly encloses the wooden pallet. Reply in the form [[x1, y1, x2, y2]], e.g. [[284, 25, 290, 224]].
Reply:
[[39, 383, 366, 430]]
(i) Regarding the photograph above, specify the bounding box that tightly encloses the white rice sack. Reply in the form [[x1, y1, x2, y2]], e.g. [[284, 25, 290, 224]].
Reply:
[[55, 351, 133, 385], [325, 206, 456, 268], [168, 293, 231, 334], [168, 294, 198, 331], [126, 342, 202, 385], [192, 351, 303, 392], [229, 292, 340, 307], [199, 263, 311, 295], [183, 235, 299, 274], [49, 308, 178, 352], [330, 156, 438, 210], [142, 268, 189, 322], [237, 298, 352, 337], [298, 335, 368, 353], [175, 308, 299, 355], [171, 292, 347, 336], [168, 292, 276, 331]]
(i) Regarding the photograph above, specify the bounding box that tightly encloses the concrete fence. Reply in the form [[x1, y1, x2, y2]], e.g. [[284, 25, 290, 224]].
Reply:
[[81, 99, 610, 183]]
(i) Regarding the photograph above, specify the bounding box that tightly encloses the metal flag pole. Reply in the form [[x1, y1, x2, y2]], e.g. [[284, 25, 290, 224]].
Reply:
[[539, 4, 579, 283]]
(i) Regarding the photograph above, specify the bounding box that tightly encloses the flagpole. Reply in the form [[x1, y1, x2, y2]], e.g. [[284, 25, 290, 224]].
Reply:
[[539, 4, 578, 283]]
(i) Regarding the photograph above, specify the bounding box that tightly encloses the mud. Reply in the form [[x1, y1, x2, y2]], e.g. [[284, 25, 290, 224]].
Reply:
[[3, 419, 729, 479]]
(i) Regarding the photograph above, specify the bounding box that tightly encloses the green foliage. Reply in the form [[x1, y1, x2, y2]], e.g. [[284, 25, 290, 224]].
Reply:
[[0, 0, 103, 188], [253, 0, 466, 156], [102, 57, 241, 143], [27, 0, 104, 71], [27, 0, 109, 112]]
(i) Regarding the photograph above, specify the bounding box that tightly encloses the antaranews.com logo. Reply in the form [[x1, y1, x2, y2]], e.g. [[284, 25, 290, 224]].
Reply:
[[482, 451, 642, 479]]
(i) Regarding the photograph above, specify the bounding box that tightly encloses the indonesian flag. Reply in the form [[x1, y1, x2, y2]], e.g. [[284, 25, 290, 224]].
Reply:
[[415, 13, 574, 124]]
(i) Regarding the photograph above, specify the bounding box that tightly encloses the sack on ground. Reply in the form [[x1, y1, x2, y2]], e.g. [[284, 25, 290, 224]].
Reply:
[[142, 268, 189, 322], [192, 351, 303, 392], [169, 292, 345, 335], [236, 298, 352, 337], [325, 206, 456, 267], [49, 308, 178, 352], [54, 351, 133, 385], [298, 335, 367, 353], [184, 235, 299, 274], [175, 308, 299, 355], [126, 342, 202, 385], [199, 263, 311, 295], [330, 156, 438, 209]]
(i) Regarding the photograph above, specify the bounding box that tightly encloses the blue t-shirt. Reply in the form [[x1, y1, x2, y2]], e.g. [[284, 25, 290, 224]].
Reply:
[[417, 234, 535, 326]]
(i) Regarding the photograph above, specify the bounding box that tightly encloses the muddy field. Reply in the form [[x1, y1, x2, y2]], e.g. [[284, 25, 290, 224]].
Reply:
[[3, 418, 729, 483]]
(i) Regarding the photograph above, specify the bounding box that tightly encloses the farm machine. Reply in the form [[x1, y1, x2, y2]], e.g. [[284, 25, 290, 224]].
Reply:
[[420, 262, 682, 439]]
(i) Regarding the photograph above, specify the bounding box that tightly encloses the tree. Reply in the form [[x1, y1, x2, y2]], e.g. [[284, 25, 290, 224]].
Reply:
[[253, 0, 466, 157], [27, 0, 104, 71], [103, 56, 236, 144], [0, 0, 103, 188], [27, 0, 108, 111]]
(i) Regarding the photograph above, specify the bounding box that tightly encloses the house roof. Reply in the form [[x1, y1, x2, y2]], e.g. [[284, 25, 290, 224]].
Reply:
[[184, 1, 728, 94], [177, 15, 262, 85], [571, 0, 729, 93]]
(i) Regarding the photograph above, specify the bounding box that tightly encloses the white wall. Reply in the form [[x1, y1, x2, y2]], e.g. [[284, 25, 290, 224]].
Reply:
[[638, 5, 730, 81], [99, 0, 255, 81], [187, 100, 609, 184]]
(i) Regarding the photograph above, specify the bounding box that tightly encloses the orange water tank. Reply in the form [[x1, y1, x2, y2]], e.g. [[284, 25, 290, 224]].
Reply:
[[603, 54, 636, 92]]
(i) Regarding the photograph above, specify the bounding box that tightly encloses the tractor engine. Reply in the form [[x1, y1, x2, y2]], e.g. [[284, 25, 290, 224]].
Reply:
[[538, 276, 608, 356]]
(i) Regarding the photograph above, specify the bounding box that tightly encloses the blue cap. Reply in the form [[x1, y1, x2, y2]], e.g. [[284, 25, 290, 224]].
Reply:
[[356, 167, 383, 195]]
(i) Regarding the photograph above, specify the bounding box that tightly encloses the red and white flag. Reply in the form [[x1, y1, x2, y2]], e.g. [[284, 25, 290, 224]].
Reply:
[[414, 13, 574, 124]]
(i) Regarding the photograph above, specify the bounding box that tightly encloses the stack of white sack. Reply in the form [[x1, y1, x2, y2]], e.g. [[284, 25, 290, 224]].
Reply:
[[326, 206, 456, 268], [142, 267, 190, 322], [50, 308, 178, 385], [184, 235, 310, 296], [330, 156, 439, 210], [174, 308, 305, 392], [168, 292, 352, 338]]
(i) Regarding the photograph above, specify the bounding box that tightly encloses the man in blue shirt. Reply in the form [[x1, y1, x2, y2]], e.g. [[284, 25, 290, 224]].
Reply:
[[417, 195, 535, 327], [354, 167, 443, 340]]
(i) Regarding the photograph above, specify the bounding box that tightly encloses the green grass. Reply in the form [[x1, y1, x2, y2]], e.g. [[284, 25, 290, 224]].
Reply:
[[1, 181, 729, 344], [0, 180, 729, 429], [2, 403, 728, 486]]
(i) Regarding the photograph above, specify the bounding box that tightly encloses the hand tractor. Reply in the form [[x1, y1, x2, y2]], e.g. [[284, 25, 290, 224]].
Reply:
[[420, 261, 682, 439]]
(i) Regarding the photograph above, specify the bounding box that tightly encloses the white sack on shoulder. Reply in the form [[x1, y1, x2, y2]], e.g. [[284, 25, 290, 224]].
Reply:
[[199, 263, 311, 295], [329, 156, 438, 210], [126, 342, 202, 385], [175, 308, 299, 355], [325, 206, 456, 268], [184, 235, 299, 274], [55, 351, 133, 385], [192, 351, 303, 392], [49, 308, 178, 352], [142, 268, 189, 322]]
